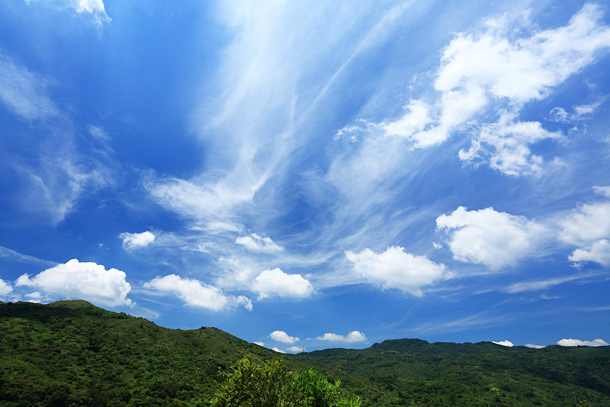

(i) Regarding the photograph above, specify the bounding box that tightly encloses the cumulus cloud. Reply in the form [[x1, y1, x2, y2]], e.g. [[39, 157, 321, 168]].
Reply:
[[560, 188, 610, 266], [287, 346, 305, 353], [316, 331, 367, 343], [119, 231, 156, 250], [272, 347, 286, 354], [269, 330, 299, 344], [345, 247, 446, 296], [251, 268, 314, 300], [436, 206, 546, 270], [559, 200, 610, 246], [557, 338, 609, 347], [354, 4, 610, 174], [568, 239, 610, 266], [144, 274, 252, 312], [382, 99, 434, 145], [436, 4, 610, 104], [492, 340, 514, 347], [0, 279, 12, 296], [253, 341, 265, 347], [236, 233, 283, 253], [459, 113, 562, 176], [15, 259, 132, 307], [525, 344, 545, 349]]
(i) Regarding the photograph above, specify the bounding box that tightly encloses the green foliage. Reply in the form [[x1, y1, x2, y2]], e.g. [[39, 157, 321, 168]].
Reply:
[[2, 300, 610, 406], [0, 301, 282, 406], [293, 339, 610, 406], [211, 358, 361, 407]]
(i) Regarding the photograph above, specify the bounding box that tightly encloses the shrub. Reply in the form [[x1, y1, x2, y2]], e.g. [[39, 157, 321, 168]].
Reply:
[[211, 358, 361, 407]]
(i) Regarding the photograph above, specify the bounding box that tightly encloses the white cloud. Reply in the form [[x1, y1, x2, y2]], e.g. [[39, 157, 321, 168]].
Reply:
[[560, 189, 610, 266], [550, 101, 601, 123], [436, 206, 546, 270], [382, 99, 434, 144], [505, 274, 583, 293], [20, 152, 114, 225], [357, 4, 610, 175], [201, 221, 244, 233], [25, 0, 111, 24], [147, 175, 268, 222], [251, 268, 314, 300], [119, 231, 156, 250], [25, 291, 42, 302], [447, 4, 610, 171], [525, 344, 545, 349], [0, 52, 58, 121], [269, 330, 299, 344], [0, 49, 115, 225], [253, 341, 265, 347], [437, 4, 610, 103], [272, 347, 286, 354], [0, 279, 12, 296], [569, 239, 610, 266], [593, 186, 610, 198], [345, 246, 447, 296], [287, 346, 305, 353], [557, 338, 609, 347], [15, 259, 132, 307], [560, 202, 610, 246], [460, 113, 562, 176], [0, 246, 58, 268], [316, 331, 367, 343], [492, 340, 514, 347], [236, 233, 283, 253], [144, 274, 252, 312]]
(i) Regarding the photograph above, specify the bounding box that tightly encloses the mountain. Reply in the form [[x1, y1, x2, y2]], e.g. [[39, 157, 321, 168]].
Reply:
[[1, 300, 609, 406]]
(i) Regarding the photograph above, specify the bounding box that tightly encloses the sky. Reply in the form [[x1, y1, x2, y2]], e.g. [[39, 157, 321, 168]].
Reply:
[[1, 0, 610, 353]]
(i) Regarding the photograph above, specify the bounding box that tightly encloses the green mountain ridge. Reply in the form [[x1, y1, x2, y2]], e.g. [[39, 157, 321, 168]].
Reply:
[[1, 300, 609, 406]]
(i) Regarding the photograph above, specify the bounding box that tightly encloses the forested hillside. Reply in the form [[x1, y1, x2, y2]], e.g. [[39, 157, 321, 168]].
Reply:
[[0, 300, 283, 406], [2, 300, 609, 406], [293, 338, 610, 405]]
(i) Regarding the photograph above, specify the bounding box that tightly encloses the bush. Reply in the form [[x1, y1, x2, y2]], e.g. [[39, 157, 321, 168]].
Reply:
[[211, 358, 361, 407]]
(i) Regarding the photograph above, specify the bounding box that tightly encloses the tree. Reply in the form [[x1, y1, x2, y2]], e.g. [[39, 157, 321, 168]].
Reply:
[[211, 357, 361, 407]]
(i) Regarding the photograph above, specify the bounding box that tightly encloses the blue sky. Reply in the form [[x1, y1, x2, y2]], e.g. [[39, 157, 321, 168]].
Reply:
[[1, 0, 610, 353]]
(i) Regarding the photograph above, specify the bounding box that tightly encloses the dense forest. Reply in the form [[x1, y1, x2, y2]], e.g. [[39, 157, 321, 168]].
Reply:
[[1, 300, 609, 406]]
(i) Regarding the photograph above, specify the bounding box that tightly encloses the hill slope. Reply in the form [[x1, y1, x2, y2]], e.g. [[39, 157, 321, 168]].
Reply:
[[293, 338, 610, 406], [2, 300, 610, 406], [0, 300, 281, 406]]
